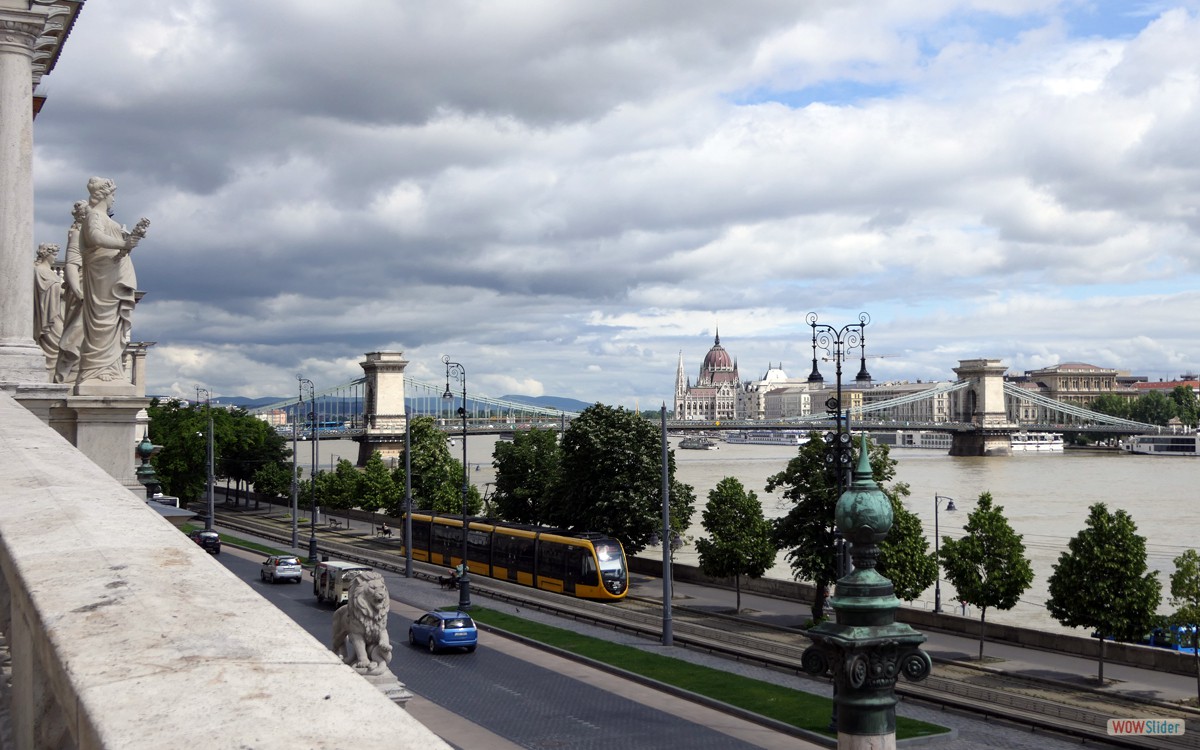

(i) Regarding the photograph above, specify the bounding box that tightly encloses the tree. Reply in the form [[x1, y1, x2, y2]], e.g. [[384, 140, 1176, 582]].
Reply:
[[147, 398, 210, 503], [252, 462, 292, 504], [694, 477, 775, 612], [1046, 503, 1161, 683], [389, 417, 481, 516], [1088, 393, 1131, 421], [358, 451, 400, 517], [492, 427, 561, 524], [324, 458, 362, 524], [548, 404, 694, 554], [877, 494, 938, 603], [1169, 549, 1200, 703], [1129, 390, 1176, 426], [938, 492, 1034, 660], [768, 434, 923, 622], [1170, 386, 1199, 428]]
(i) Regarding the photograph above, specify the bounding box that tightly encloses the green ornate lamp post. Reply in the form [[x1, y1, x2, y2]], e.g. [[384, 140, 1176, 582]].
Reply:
[[801, 435, 932, 747]]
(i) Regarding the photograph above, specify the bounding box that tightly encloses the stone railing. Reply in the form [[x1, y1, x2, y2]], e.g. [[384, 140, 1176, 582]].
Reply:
[[0, 393, 449, 750]]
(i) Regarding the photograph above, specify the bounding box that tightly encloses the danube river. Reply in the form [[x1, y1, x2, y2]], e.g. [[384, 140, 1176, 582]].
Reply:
[[320, 435, 1196, 635]]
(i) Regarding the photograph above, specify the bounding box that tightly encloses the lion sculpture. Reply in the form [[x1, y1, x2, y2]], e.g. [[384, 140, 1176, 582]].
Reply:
[[331, 570, 393, 675]]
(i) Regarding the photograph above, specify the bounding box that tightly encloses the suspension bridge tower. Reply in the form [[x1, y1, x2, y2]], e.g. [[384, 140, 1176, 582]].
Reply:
[[357, 351, 409, 465], [950, 358, 1016, 456]]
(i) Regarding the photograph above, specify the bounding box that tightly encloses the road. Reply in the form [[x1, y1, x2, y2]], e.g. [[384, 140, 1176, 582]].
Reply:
[[217, 547, 819, 750]]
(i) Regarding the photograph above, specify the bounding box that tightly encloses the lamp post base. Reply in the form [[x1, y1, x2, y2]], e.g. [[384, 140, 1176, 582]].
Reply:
[[458, 576, 471, 610], [308, 535, 319, 563]]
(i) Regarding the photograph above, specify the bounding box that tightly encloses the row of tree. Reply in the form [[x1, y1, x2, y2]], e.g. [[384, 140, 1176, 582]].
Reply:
[[1090, 386, 1199, 426]]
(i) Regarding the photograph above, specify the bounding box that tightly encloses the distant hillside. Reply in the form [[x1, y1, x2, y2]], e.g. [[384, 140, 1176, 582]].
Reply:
[[499, 395, 594, 413]]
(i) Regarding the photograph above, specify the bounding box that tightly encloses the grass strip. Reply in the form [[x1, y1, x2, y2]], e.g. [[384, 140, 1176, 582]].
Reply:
[[467, 607, 947, 740]]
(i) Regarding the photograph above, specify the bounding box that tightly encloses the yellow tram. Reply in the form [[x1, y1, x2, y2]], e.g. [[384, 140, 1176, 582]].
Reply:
[[402, 511, 629, 601]]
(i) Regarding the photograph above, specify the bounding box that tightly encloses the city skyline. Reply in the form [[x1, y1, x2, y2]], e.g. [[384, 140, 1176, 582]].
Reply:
[[31, 2, 1200, 408]]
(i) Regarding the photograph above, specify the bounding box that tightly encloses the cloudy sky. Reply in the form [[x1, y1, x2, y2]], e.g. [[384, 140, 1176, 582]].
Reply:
[[32, 0, 1200, 407]]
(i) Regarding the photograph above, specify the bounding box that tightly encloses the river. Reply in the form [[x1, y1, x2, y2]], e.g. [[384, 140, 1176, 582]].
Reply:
[[318, 436, 1196, 635]]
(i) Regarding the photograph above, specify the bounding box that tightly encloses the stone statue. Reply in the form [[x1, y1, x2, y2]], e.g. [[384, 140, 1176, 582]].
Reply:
[[53, 200, 88, 384], [32, 242, 62, 375], [330, 570, 393, 676], [76, 177, 149, 388]]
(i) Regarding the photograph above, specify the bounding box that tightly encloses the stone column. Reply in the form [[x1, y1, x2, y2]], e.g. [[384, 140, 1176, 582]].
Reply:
[[357, 351, 409, 465], [0, 4, 50, 388]]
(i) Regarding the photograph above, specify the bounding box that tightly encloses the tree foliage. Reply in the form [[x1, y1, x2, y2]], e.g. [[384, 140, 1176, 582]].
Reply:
[[492, 427, 561, 524], [390, 417, 481, 516], [359, 451, 400, 515], [252, 461, 293, 502], [1046, 502, 1161, 683], [547, 404, 694, 554], [695, 477, 775, 612], [768, 434, 926, 622], [1169, 549, 1200, 703], [1088, 393, 1131, 421], [938, 492, 1034, 660], [1129, 390, 1177, 426], [1170, 386, 1199, 427]]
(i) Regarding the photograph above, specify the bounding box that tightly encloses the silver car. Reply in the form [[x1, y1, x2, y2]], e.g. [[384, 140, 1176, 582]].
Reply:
[[260, 555, 303, 584]]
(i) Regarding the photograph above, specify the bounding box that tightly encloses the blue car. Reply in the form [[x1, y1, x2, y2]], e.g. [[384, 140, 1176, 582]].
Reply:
[[409, 610, 477, 653]]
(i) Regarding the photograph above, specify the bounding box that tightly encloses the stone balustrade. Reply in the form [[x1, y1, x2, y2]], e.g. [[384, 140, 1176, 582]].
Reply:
[[0, 392, 449, 750]]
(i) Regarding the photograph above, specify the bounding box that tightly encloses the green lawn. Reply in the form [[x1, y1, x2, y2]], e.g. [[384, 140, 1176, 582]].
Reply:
[[467, 607, 948, 741]]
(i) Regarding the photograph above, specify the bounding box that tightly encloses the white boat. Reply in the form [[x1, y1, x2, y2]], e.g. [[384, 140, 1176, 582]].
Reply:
[[889, 430, 953, 450], [1122, 433, 1200, 456], [678, 436, 719, 450], [723, 430, 807, 446], [1010, 433, 1064, 452]]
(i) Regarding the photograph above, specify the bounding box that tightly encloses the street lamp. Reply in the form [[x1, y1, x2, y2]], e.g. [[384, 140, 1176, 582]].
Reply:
[[807, 311, 869, 731], [299, 376, 318, 562], [290, 387, 299, 550], [933, 494, 957, 614], [443, 355, 471, 610], [195, 386, 214, 531]]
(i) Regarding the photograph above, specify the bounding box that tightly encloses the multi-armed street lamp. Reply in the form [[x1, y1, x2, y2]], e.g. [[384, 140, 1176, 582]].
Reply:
[[195, 386, 215, 531], [298, 376, 319, 562], [933, 494, 957, 614], [442, 355, 471, 611]]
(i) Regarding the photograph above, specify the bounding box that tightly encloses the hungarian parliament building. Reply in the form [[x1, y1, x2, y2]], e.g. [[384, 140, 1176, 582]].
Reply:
[[673, 333, 1182, 424]]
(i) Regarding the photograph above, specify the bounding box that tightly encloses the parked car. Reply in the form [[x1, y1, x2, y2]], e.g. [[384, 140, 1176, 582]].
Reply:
[[188, 529, 221, 555], [260, 555, 303, 584], [408, 610, 477, 653]]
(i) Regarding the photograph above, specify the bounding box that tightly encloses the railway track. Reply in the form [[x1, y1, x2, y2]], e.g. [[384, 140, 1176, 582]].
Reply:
[[211, 510, 1199, 749]]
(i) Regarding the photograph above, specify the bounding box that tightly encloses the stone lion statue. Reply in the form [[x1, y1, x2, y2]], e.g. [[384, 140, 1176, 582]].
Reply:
[[331, 570, 393, 675]]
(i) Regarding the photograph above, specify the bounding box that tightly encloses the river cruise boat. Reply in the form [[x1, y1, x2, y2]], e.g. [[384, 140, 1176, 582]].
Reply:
[[1122, 433, 1200, 456], [875, 430, 953, 450], [723, 430, 806, 447], [1010, 433, 1064, 452], [678, 436, 719, 450]]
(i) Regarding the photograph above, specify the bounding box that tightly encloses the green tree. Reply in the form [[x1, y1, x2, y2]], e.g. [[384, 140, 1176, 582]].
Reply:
[[1088, 393, 1131, 421], [548, 404, 694, 554], [694, 477, 775, 613], [1046, 503, 1161, 683], [147, 398, 210, 503], [492, 427, 561, 524], [323, 458, 362, 524], [1168, 549, 1200, 703], [220, 409, 289, 507], [1129, 390, 1177, 426], [768, 434, 918, 622], [359, 451, 400, 516], [389, 417, 481, 516], [1170, 386, 1199, 428], [878, 494, 938, 603], [252, 461, 293, 503], [938, 492, 1034, 661]]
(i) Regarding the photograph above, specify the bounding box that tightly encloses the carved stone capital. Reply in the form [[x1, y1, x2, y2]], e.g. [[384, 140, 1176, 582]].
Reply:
[[0, 10, 48, 57]]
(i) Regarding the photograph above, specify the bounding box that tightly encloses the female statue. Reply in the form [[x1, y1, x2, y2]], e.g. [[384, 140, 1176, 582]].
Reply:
[[53, 200, 88, 384], [33, 242, 62, 376], [76, 177, 148, 386]]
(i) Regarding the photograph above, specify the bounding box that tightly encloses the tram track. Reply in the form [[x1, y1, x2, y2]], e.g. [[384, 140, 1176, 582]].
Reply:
[[211, 509, 1199, 749]]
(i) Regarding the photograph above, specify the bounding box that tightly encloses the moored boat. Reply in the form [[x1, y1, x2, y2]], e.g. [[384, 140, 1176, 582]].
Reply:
[[723, 430, 806, 446], [1121, 433, 1200, 456], [1010, 432, 1064, 452]]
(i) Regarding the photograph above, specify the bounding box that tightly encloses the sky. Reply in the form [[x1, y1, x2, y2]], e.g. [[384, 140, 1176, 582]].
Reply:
[[31, 0, 1200, 407]]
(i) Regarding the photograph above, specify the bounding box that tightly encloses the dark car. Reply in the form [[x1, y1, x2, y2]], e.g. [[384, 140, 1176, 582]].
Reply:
[[408, 610, 477, 653], [188, 529, 221, 555]]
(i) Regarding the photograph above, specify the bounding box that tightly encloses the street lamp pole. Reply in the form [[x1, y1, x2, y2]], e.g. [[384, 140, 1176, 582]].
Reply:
[[443, 355, 471, 610], [933, 494, 956, 614], [290, 382, 300, 549], [298, 376, 318, 562], [195, 386, 214, 531]]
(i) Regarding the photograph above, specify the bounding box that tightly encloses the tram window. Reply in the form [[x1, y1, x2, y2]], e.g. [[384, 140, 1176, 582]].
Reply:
[[517, 538, 535, 575], [541, 543, 565, 577], [577, 548, 598, 586], [411, 521, 430, 551], [594, 541, 624, 572]]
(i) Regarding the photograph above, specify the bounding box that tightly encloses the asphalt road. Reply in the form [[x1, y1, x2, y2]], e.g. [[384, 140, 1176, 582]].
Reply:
[[216, 548, 818, 750]]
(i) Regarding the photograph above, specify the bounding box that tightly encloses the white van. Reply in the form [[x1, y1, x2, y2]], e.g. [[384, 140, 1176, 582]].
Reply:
[[312, 560, 373, 605]]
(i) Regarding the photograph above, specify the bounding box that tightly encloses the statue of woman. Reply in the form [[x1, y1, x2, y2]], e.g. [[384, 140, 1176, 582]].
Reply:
[[33, 242, 63, 377], [76, 177, 147, 387], [54, 200, 88, 384]]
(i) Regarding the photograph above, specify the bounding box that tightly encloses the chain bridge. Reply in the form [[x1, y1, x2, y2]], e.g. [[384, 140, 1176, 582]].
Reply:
[[250, 353, 1166, 463]]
